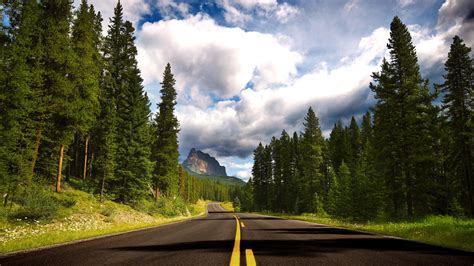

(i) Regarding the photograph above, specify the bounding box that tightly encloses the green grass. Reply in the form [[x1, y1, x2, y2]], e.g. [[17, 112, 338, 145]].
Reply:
[[260, 213, 474, 252], [0, 185, 208, 254]]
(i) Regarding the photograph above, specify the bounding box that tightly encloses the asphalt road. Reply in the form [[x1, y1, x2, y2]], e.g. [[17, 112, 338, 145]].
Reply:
[[1, 203, 472, 265]]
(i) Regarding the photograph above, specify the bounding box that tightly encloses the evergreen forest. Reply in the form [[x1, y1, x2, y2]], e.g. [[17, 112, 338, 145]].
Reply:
[[0, 0, 237, 217], [238, 17, 473, 221]]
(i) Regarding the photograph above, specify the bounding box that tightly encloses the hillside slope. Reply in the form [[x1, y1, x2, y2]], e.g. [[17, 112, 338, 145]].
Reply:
[[189, 172, 246, 186], [0, 185, 206, 253]]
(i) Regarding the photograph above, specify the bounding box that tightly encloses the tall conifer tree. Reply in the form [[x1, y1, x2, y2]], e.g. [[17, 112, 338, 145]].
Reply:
[[370, 17, 439, 218], [41, 0, 76, 192], [438, 36, 474, 216], [152, 63, 180, 198], [71, 0, 101, 180], [301, 107, 325, 212]]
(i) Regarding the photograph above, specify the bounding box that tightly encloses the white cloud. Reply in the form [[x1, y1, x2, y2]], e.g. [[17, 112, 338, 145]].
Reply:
[[274, 3, 300, 23], [173, 26, 390, 164], [220, 0, 252, 25], [157, 0, 190, 20], [136, 14, 302, 99], [234, 0, 277, 9], [399, 0, 415, 8], [437, 0, 474, 46], [219, 0, 299, 25], [235, 170, 252, 181]]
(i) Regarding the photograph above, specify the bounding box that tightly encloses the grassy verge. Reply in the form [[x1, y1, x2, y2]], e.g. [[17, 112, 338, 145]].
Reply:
[[258, 212, 474, 252], [0, 187, 208, 254], [220, 202, 234, 212]]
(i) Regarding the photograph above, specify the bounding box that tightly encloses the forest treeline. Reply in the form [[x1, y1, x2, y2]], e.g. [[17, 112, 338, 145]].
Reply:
[[236, 17, 473, 221], [0, 0, 236, 209]]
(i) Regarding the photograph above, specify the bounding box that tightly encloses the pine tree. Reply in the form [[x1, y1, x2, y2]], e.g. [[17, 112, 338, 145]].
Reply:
[[360, 112, 382, 219], [347, 116, 361, 170], [328, 121, 349, 171], [335, 162, 351, 218], [152, 63, 180, 198], [300, 107, 325, 213], [291, 132, 304, 213], [114, 20, 152, 203], [370, 16, 439, 218], [0, 0, 43, 202], [271, 135, 283, 211], [438, 36, 474, 216], [252, 143, 265, 211], [40, 0, 76, 192], [93, 2, 120, 199], [99, 2, 152, 203], [71, 0, 101, 180]]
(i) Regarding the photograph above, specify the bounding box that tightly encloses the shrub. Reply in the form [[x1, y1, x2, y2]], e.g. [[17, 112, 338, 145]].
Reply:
[[100, 205, 115, 217], [156, 197, 187, 217], [9, 185, 59, 221]]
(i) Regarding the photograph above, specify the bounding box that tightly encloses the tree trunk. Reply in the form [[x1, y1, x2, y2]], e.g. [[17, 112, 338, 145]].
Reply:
[[155, 185, 160, 202], [89, 152, 94, 179], [56, 144, 65, 193], [83, 135, 90, 179], [100, 172, 106, 202], [3, 191, 9, 207], [74, 137, 79, 178], [30, 128, 42, 179]]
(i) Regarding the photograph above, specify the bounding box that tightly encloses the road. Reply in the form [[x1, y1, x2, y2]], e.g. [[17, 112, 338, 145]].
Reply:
[[1, 203, 472, 265]]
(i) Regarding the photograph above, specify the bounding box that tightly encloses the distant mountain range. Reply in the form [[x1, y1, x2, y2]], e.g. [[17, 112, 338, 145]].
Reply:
[[182, 149, 245, 186]]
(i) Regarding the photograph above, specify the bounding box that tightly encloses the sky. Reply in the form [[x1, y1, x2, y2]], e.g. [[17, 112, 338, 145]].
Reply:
[[76, 0, 473, 181]]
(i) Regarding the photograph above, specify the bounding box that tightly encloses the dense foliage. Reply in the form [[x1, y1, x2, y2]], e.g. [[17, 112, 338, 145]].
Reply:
[[240, 17, 473, 221], [0, 0, 237, 212]]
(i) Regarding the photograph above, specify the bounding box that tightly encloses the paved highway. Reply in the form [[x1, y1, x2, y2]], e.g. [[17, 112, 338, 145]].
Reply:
[[1, 203, 472, 265]]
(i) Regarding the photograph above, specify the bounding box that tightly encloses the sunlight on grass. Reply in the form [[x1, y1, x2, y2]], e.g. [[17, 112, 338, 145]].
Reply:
[[0, 189, 208, 254], [220, 202, 234, 212]]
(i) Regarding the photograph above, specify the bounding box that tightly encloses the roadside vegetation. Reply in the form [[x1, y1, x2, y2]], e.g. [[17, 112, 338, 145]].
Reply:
[[264, 213, 474, 252], [0, 183, 208, 253], [220, 202, 235, 212]]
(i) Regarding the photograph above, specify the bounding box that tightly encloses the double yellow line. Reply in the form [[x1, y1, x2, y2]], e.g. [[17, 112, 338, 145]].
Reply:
[[230, 215, 256, 266]]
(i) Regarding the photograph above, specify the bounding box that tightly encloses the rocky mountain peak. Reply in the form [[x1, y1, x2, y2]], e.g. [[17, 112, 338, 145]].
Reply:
[[182, 149, 227, 177]]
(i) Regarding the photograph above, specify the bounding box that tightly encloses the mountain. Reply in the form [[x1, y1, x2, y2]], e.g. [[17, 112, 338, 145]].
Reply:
[[183, 148, 227, 176], [182, 149, 246, 186]]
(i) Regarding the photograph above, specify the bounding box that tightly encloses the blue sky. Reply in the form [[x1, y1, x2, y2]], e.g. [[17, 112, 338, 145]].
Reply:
[[79, 0, 473, 181]]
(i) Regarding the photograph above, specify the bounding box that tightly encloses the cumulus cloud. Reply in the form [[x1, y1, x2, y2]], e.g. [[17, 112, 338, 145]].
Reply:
[[136, 14, 302, 99], [274, 3, 300, 23], [157, 0, 190, 20], [219, 0, 299, 25], [175, 14, 466, 168], [174, 26, 389, 163], [437, 0, 474, 45]]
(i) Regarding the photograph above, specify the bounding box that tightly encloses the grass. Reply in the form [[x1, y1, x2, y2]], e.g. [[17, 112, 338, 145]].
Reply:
[[260, 212, 474, 252], [0, 186, 208, 254], [220, 202, 235, 212]]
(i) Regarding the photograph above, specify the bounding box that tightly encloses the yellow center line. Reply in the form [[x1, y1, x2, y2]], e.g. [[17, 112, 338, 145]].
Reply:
[[246, 249, 257, 266], [230, 215, 241, 266], [241, 221, 245, 228]]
